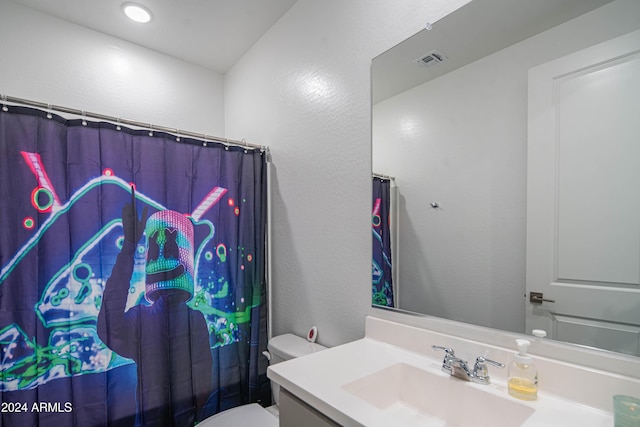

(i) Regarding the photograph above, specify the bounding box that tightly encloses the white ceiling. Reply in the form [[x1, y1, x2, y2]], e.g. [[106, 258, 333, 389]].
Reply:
[[372, 0, 613, 104], [10, 0, 297, 74]]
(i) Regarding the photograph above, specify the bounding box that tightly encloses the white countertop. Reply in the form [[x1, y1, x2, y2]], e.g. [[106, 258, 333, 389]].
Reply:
[[267, 337, 614, 427]]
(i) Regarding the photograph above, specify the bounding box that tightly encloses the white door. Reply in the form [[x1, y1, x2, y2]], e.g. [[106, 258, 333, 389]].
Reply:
[[526, 29, 640, 356]]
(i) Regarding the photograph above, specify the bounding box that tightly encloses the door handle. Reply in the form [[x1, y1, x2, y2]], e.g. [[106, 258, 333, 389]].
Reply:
[[529, 292, 555, 304]]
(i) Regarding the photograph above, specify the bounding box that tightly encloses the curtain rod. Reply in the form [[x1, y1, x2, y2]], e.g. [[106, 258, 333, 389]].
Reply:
[[373, 172, 395, 180], [1, 94, 266, 152]]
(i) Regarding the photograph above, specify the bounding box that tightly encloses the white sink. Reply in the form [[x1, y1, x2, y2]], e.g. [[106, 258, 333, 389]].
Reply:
[[342, 363, 535, 427]]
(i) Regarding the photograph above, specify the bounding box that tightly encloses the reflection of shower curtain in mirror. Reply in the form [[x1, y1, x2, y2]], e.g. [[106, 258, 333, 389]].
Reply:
[[372, 177, 394, 307], [0, 106, 269, 426]]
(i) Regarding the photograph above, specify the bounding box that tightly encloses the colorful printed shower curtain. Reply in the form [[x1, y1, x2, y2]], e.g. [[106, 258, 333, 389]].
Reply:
[[0, 106, 269, 426], [372, 177, 394, 307]]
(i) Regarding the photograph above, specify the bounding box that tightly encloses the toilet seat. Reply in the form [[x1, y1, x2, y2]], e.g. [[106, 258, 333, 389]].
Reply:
[[198, 403, 278, 427]]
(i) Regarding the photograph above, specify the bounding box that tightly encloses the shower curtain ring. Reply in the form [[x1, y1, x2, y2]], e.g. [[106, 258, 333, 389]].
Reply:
[[148, 124, 153, 137], [176, 129, 181, 142], [81, 111, 87, 126], [2, 95, 8, 112], [116, 118, 122, 131], [46, 104, 53, 119]]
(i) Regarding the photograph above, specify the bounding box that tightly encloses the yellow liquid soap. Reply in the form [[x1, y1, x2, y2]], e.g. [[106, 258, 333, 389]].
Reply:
[[508, 377, 538, 401]]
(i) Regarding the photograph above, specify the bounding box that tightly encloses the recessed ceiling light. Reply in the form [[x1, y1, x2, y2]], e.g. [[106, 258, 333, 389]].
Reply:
[[122, 3, 152, 23]]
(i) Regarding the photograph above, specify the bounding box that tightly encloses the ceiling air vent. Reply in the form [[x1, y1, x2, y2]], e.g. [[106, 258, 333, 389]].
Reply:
[[416, 49, 447, 69]]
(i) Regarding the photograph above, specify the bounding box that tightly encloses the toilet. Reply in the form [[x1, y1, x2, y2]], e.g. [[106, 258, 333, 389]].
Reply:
[[198, 333, 326, 426]]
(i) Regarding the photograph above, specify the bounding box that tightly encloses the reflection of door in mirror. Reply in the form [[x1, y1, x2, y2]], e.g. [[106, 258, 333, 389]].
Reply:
[[526, 29, 640, 356], [372, 174, 397, 307]]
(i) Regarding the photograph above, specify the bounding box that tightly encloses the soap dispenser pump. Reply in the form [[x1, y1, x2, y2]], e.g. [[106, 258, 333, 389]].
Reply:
[[508, 339, 538, 401]]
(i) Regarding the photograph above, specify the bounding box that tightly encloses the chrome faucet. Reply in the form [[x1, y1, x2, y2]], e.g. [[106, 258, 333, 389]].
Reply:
[[432, 345, 504, 385]]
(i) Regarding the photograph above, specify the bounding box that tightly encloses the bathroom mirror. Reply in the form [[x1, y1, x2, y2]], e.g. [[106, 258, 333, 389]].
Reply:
[[372, 0, 640, 357]]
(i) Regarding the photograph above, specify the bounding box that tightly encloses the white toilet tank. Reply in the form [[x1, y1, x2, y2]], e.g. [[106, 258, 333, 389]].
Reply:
[[267, 333, 326, 406]]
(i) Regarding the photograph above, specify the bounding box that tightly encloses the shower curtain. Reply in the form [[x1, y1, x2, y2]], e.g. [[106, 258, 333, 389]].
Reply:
[[372, 177, 394, 307], [0, 106, 269, 426]]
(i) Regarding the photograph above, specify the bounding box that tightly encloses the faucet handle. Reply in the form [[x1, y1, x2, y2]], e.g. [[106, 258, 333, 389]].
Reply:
[[432, 345, 455, 356], [432, 345, 455, 374], [472, 356, 504, 385]]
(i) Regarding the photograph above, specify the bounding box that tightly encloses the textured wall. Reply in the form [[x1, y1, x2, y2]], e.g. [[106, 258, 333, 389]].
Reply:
[[224, 0, 471, 347], [0, 1, 225, 136]]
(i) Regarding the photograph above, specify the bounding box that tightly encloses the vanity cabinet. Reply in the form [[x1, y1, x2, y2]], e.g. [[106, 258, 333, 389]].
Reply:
[[280, 388, 342, 427]]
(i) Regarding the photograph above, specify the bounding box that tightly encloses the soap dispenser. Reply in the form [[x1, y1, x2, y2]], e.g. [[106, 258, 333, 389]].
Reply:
[[508, 339, 538, 401]]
